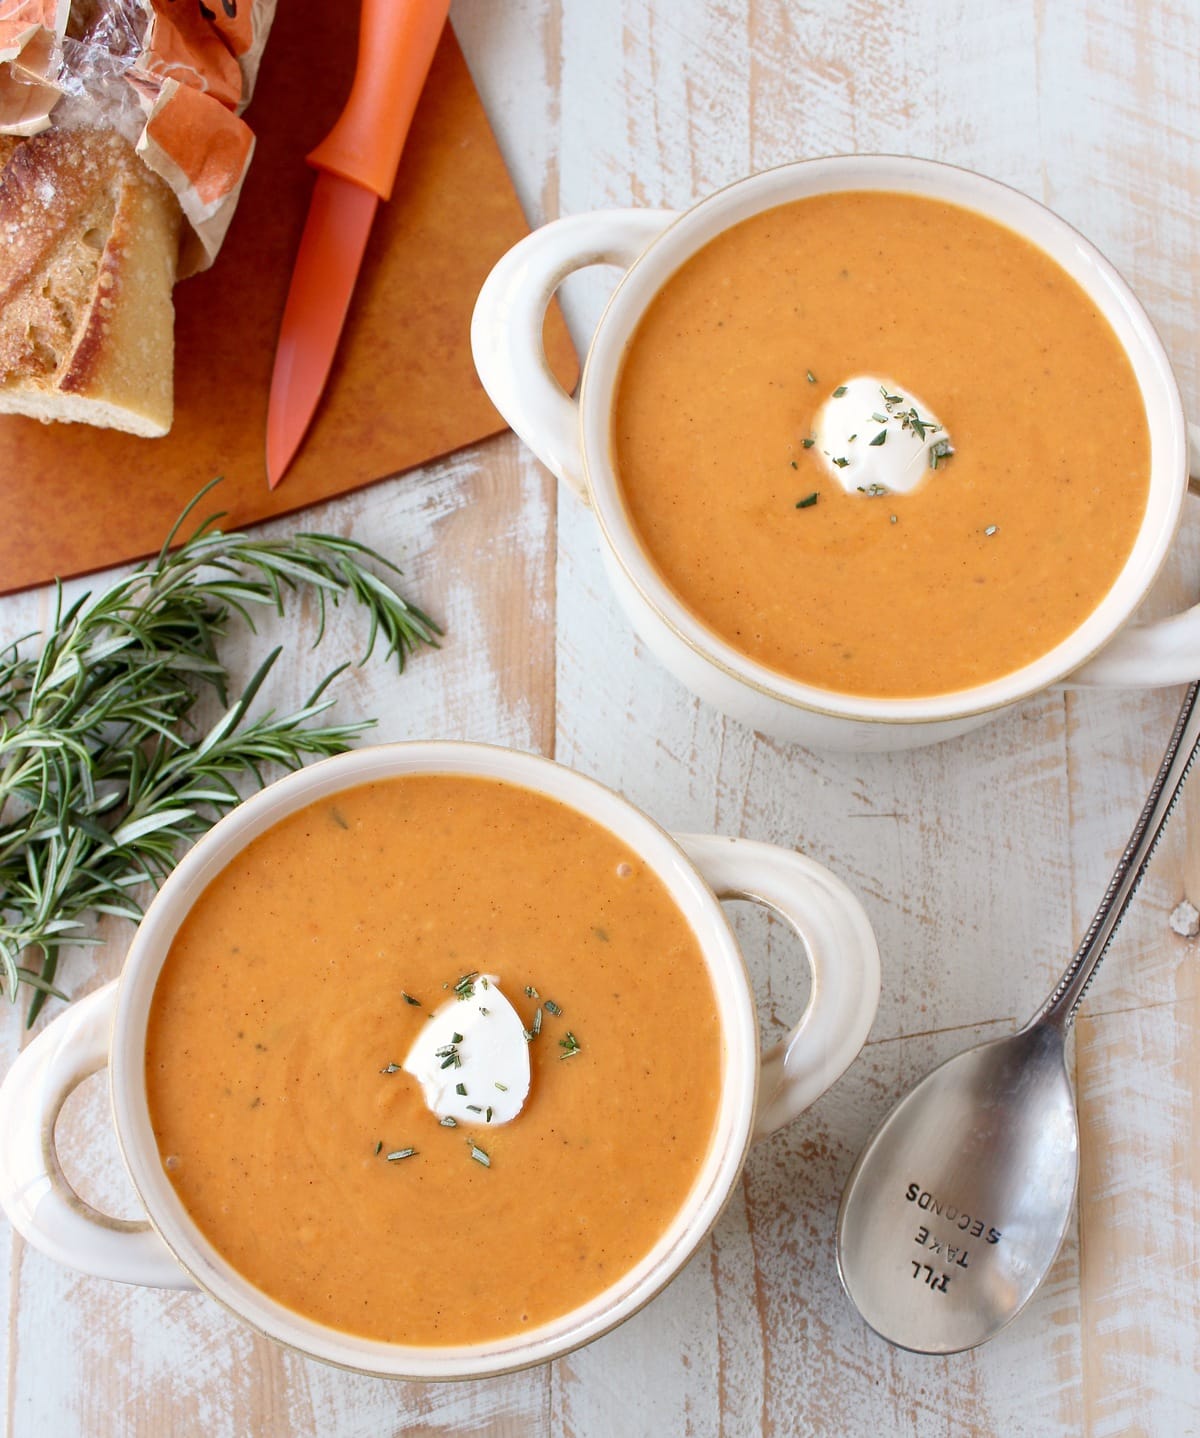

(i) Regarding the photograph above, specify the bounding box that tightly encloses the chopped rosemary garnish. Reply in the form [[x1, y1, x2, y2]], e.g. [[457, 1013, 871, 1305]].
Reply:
[[386, 1148, 417, 1162], [832, 385, 848, 398], [456, 1081, 467, 1096], [832, 456, 850, 468], [889, 514, 898, 525], [479, 1007, 490, 1016], [451, 1032, 463, 1044], [374, 1140, 383, 1155], [984, 525, 998, 536], [559, 1032, 582, 1059], [486, 1107, 493, 1123], [468, 1143, 491, 1167], [790, 459, 799, 469], [857, 483, 889, 498], [401, 992, 421, 1007], [869, 430, 888, 446], [436, 1043, 461, 1070], [929, 438, 954, 470], [806, 370, 817, 384], [379, 1062, 400, 1074], [532, 1006, 542, 1036], [440, 1116, 458, 1127], [795, 493, 819, 510], [466, 1104, 482, 1113], [801, 437, 815, 449], [495, 1081, 509, 1091], [524, 985, 539, 999], [872, 412, 888, 424], [453, 972, 479, 1000], [544, 999, 562, 1016]]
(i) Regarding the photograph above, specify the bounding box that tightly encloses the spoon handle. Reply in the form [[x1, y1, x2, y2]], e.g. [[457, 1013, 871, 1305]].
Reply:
[[1031, 679, 1200, 1033]]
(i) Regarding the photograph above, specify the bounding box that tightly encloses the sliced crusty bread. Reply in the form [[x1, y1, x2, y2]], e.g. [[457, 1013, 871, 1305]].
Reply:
[[0, 125, 182, 438]]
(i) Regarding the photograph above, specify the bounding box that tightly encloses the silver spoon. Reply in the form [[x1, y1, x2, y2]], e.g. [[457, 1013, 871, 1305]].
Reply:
[[836, 680, 1200, 1353]]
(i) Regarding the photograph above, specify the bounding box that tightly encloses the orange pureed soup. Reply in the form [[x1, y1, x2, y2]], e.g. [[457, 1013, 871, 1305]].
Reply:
[[613, 191, 1150, 698], [145, 774, 723, 1346]]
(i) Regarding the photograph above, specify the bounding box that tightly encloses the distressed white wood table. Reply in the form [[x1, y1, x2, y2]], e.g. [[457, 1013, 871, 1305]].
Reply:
[[2, 2, 1198, 1433]]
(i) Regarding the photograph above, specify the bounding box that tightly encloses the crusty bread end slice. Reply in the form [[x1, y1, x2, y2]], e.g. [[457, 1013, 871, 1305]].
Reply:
[[0, 126, 182, 438]]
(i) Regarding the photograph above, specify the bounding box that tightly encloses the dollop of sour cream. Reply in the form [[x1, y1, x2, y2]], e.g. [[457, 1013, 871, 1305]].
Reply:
[[811, 376, 952, 496], [402, 975, 530, 1125]]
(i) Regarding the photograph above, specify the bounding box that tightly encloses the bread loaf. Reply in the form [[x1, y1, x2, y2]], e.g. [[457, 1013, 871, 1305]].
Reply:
[[0, 125, 182, 437]]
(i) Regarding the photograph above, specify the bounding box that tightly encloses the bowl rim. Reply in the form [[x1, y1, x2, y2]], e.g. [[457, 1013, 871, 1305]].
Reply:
[[108, 741, 761, 1379], [579, 152, 1187, 725]]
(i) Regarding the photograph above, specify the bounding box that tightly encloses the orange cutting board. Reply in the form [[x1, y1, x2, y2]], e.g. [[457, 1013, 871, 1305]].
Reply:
[[0, 7, 577, 595]]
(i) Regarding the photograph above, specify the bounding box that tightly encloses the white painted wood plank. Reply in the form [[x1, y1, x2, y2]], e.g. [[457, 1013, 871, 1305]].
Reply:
[[1077, 998, 1200, 1437], [453, 0, 564, 228]]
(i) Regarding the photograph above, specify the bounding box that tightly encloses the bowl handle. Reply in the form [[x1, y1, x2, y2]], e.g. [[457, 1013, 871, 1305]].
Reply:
[[0, 981, 194, 1289], [470, 209, 678, 503], [675, 835, 881, 1141], [1068, 421, 1200, 688]]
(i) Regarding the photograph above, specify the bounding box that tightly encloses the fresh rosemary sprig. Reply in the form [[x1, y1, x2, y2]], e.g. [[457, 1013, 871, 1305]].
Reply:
[[0, 481, 440, 1021]]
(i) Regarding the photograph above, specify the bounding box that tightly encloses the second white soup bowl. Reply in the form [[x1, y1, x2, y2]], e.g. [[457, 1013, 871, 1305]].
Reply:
[[472, 155, 1200, 751]]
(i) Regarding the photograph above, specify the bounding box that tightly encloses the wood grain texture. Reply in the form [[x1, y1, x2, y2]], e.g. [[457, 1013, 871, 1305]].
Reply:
[[2, 0, 1198, 1433], [1077, 998, 1200, 1437]]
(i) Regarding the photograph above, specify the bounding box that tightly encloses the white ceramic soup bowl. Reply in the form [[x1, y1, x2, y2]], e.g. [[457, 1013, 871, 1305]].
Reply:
[[0, 741, 879, 1380], [472, 155, 1200, 752]]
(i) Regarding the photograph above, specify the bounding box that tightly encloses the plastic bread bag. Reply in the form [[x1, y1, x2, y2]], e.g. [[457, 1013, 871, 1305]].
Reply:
[[0, 0, 278, 276]]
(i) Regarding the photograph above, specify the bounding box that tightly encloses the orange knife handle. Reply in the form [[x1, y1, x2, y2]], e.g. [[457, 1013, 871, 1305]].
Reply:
[[306, 0, 451, 201]]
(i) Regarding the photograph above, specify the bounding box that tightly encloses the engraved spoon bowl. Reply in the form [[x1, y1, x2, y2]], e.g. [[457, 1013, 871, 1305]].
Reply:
[[836, 680, 1200, 1353]]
